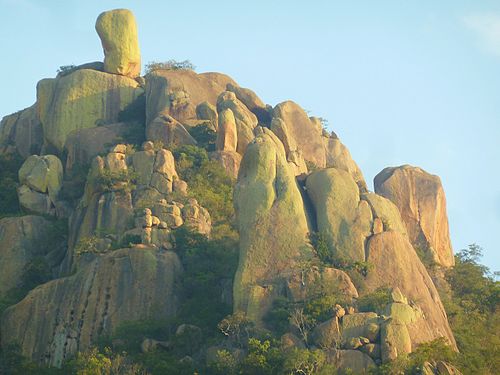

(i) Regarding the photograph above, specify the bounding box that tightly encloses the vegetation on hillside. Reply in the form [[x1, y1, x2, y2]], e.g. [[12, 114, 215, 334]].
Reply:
[[144, 60, 195, 75]]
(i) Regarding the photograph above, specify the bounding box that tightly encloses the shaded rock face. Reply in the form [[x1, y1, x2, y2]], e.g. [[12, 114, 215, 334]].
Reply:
[[325, 349, 375, 373], [146, 112, 196, 147], [374, 165, 454, 267], [37, 69, 143, 153], [1, 248, 182, 367], [145, 69, 236, 126], [95, 9, 141, 78], [233, 128, 312, 322], [18, 155, 64, 216], [0, 216, 63, 296], [0, 104, 43, 158], [64, 122, 141, 176]]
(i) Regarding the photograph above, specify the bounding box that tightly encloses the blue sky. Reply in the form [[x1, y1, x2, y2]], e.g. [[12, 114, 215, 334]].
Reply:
[[0, 0, 499, 271]]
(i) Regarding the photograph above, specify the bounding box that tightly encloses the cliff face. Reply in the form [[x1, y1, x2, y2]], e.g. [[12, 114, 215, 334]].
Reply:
[[2, 248, 182, 367], [0, 8, 459, 372]]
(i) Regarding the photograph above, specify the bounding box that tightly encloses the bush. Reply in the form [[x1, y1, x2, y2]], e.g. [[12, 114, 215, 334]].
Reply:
[[441, 244, 500, 373], [373, 337, 457, 375], [173, 227, 238, 334], [144, 60, 195, 74], [96, 168, 138, 193], [187, 123, 216, 152], [172, 145, 234, 226], [357, 288, 391, 314]]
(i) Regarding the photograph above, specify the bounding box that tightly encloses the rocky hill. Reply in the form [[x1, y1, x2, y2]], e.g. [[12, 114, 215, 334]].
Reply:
[[0, 8, 468, 375]]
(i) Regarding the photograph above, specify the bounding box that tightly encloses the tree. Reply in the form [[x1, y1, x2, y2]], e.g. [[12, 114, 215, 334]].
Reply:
[[289, 308, 315, 346]]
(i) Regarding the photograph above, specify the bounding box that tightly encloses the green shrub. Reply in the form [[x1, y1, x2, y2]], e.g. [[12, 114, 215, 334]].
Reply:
[[441, 244, 500, 374], [96, 168, 138, 193], [172, 145, 234, 226], [372, 337, 457, 375], [187, 123, 216, 152], [144, 60, 195, 74], [357, 288, 391, 314], [173, 227, 238, 334], [264, 297, 292, 336]]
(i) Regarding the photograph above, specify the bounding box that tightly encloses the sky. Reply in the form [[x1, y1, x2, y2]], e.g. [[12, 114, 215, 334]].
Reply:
[[0, 0, 499, 271]]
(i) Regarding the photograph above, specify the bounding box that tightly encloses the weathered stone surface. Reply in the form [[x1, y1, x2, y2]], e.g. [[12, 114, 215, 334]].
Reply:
[[217, 91, 258, 154], [326, 349, 375, 373], [306, 168, 372, 262], [19, 155, 63, 198], [359, 343, 381, 360], [95, 9, 141, 78], [1, 248, 182, 366], [18, 185, 53, 215], [385, 302, 422, 325], [37, 69, 142, 152], [312, 317, 341, 349], [145, 69, 236, 125], [65, 122, 140, 175], [270, 117, 308, 176], [182, 198, 211, 236], [362, 192, 407, 235], [0, 104, 43, 158], [273, 101, 326, 168], [341, 312, 380, 345], [365, 231, 456, 348], [324, 136, 367, 191], [233, 128, 312, 322], [216, 108, 237, 152], [17, 155, 63, 216], [195, 101, 217, 128], [146, 112, 196, 147], [374, 165, 454, 267], [0, 216, 55, 296], [286, 266, 358, 303], [210, 151, 242, 179], [226, 83, 270, 124], [380, 318, 412, 363]]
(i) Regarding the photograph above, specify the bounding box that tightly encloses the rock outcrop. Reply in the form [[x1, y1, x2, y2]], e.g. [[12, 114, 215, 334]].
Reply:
[[1, 248, 182, 366], [146, 112, 196, 147], [17, 155, 64, 216], [0, 104, 43, 158], [217, 91, 258, 154], [306, 168, 372, 263], [64, 122, 141, 176], [226, 83, 271, 124], [0, 216, 63, 297], [37, 69, 143, 152], [273, 101, 326, 168], [145, 69, 236, 126], [95, 9, 141, 78], [233, 128, 312, 322], [374, 165, 454, 267], [364, 231, 456, 348], [210, 108, 241, 178]]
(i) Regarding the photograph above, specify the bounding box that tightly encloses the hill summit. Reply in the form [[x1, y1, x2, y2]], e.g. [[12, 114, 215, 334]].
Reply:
[[0, 8, 463, 374]]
